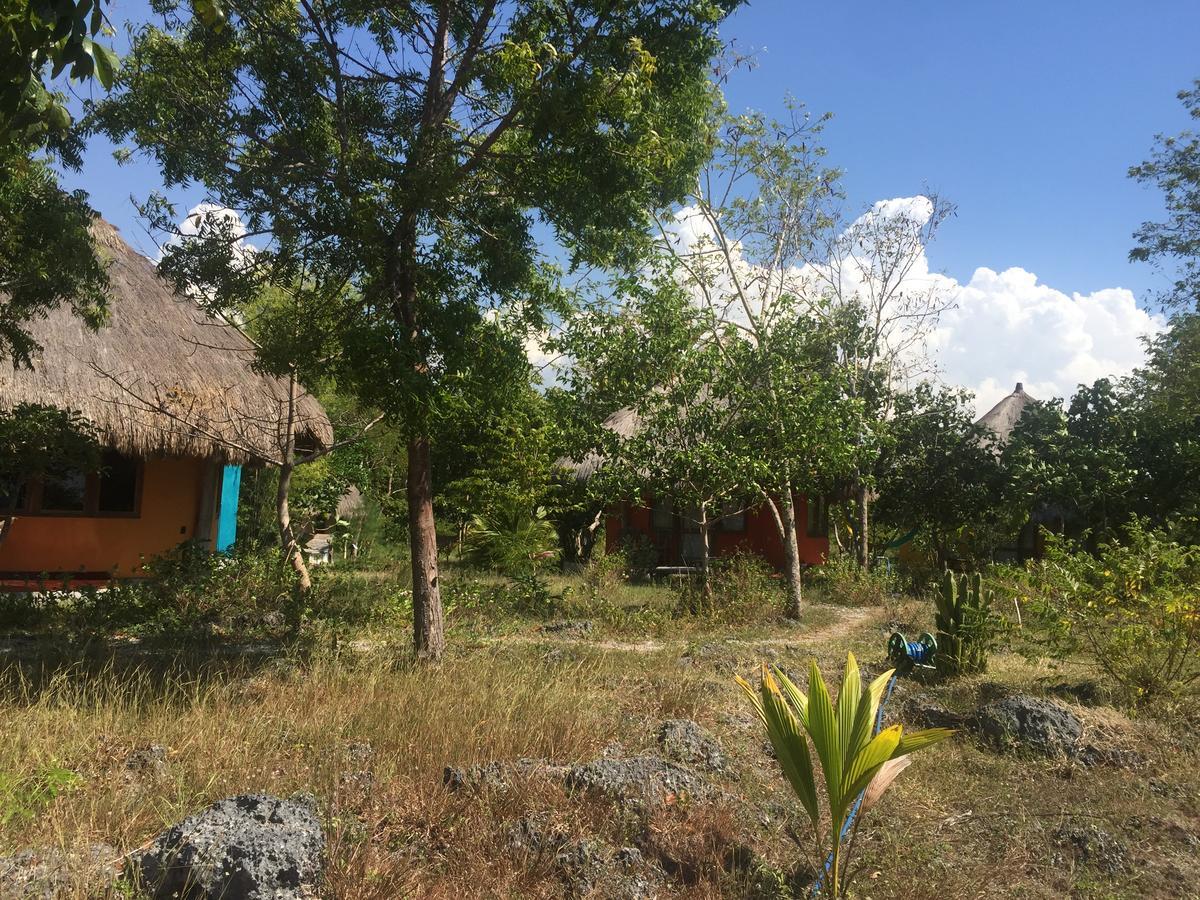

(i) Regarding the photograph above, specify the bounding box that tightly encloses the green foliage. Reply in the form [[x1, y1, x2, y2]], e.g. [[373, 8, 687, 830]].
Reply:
[[674, 550, 784, 623], [0, 155, 108, 366], [0, 763, 80, 827], [738, 654, 953, 898], [436, 380, 558, 540], [1129, 80, 1200, 311], [0, 402, 99, 484], [462, 500, 560, 576], [873, 383, 1009, 565], [934, 571, 998, 677], [1, 0, 117, 157], [810, 548, 894, 607], [1016, 518, 1200, 705]]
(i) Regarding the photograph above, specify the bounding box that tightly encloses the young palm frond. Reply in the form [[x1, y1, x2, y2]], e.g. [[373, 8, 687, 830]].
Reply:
[[737, 652, 954, 897]]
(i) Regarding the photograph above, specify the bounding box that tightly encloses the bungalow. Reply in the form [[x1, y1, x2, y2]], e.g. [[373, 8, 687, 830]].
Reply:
[[0, 218, 330, 582], [560, 406, 829, 572]]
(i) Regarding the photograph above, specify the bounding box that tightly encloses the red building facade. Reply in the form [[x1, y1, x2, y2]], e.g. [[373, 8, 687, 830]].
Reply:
[[604, 495, 830, 570]]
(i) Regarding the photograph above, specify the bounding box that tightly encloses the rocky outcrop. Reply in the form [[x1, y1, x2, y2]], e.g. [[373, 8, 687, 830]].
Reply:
[[0, 844, 118, 899], [565, 755, 714, 808], [134, 794, 324, 900], [657, 719, 726, 772], [975, 695, 1082, 757]]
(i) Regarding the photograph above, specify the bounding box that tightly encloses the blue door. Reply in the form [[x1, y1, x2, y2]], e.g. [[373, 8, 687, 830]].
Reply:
[[216, 465, 241, 553]]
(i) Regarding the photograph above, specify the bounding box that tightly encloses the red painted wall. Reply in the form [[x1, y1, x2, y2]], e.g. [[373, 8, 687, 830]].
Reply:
[[604, 495, 828, 570]]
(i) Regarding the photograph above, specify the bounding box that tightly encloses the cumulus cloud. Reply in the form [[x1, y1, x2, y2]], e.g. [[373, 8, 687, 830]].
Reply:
[[931, 266, 1163, 416], [671, 194, 1163, 417]]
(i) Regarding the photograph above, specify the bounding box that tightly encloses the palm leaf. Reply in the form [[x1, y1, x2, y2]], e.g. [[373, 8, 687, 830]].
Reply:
[[894, 727, 955, 756], [860, 755, 912, 815], [806, 659, 843, 818], [760, 670, 820, 829], [841, 724, 903, 812]]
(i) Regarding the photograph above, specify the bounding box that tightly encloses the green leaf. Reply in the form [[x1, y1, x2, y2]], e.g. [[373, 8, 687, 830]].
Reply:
[[93, 43, 117, 89], [894, 727, 955, 756]]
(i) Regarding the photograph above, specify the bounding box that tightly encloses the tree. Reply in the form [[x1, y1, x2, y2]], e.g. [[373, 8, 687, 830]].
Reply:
[[93, 0, 738, 657], [872, 383, 1005, 567], [803, 195, 957, 569], [2, 0, 119, 151], [1, 0, 118, 369], [1130, 80, 1200, 312], [647, 106, 870, 613]]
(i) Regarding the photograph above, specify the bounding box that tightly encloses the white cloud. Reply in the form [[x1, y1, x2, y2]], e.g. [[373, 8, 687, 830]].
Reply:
[[672, 194, 1164, 417], [932, 266, 1164, 416]]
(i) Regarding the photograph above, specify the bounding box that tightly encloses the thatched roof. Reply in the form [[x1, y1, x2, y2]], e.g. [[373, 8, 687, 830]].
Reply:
[[975, 382, 1036, 445], [0, 218, 331, 464], [557, 405, 641, 482]]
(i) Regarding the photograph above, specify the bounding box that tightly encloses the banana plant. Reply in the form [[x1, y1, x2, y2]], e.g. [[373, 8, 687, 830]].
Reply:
[[737, 653, 953, 897]]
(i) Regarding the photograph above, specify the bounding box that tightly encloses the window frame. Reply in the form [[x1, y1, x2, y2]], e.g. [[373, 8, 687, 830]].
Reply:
[[0, 454, 144, 519]]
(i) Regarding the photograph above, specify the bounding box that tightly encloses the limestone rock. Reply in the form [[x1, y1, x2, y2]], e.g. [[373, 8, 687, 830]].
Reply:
[[135, 794, 324, 899]]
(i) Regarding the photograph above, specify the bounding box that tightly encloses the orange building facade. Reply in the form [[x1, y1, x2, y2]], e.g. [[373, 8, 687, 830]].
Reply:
[[604, 495, 830, 570], [0, 456, 229, 582]]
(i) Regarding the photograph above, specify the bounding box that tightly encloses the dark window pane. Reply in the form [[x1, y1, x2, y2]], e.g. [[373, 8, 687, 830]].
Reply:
[[720, 500, 744, 532], [0, 478, 26, 512], [651, 497, 673, 530], [806, 496, 828, 538], [98, 451, 139, 513], [41, 468, 86, 512]]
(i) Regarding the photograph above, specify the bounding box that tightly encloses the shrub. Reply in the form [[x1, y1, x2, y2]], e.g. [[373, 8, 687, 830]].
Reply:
[[1015, 518, 1200, 705], [462, 500, 560, 575], [675, 551, 785, 623], [810, 548, 895, 607]]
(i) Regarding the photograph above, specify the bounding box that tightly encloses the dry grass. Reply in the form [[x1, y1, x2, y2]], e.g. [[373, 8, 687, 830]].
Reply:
[[1, 579, 1198, 898]]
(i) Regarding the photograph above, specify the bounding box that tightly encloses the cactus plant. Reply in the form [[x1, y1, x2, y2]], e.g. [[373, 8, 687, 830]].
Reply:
[[934, 571, 995, 676]]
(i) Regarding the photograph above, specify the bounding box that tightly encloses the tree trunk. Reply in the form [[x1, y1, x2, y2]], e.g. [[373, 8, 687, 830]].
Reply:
[[698, 505, 712, 603], [277, 372, 311, 593], [407, 435, 445, 659], [779, 491, 804, 619], [0, 515, 12, 549], [856, 481, 870, 570], [277, 457, 312, 592]]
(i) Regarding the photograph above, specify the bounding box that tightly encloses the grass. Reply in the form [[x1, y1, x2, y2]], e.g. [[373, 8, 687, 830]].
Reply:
[[1, 571, 1197, 898]]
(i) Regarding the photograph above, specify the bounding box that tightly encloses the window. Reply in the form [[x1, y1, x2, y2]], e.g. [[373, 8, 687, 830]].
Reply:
[[720, 500, 745, 532], [40, 468, 87, 512], [97, 451, 140, 513], [651, 497, 674, 530], [3, 451, 142, 517], [0, 477, 27, 513], [806, 495, 829, 538]]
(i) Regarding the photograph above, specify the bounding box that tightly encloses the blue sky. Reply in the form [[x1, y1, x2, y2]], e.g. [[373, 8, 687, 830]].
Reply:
[[60, 0, 1199, 411]]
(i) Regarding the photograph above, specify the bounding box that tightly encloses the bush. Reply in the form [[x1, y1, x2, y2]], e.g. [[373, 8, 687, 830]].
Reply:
[[674, 551, 786, 623], [462, 500, 560, 575], [810, 548, 895, 607], [1014, 518, 1200, 705]]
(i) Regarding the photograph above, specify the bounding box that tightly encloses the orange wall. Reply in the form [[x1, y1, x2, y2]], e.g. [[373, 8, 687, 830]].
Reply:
[[605, 495, 829, 569], [0, 457, 205, 576]]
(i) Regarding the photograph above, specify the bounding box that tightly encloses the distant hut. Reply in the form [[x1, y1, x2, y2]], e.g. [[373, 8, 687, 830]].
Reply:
[[975, 382, 1045, 561], [0, 219, 331, 582], [976, 382, 1036, 449], [558, 406, 830, 572]]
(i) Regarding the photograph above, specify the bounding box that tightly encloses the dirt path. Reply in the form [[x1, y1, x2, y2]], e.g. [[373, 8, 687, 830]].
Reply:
[[483, 604, 882, 655]]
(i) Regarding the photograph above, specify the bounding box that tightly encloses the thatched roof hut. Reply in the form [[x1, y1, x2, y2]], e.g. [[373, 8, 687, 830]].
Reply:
[[557, 405, 641, 482], [975, 382, 1036, 445], [0, 218, 331, 464]]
